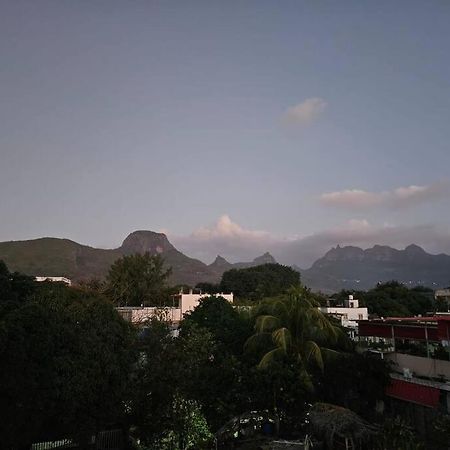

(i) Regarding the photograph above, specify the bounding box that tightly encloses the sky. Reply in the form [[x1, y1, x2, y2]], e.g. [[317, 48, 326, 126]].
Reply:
[[1, 1, 450, 266]]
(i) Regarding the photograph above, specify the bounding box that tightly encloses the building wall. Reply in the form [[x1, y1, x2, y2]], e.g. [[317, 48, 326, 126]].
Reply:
[[386, 352, 450, 380], [116, 307, 182, 324], [117, 293, 233, 325], [435, 288, 450, 299], [35, 276, 72, 286], [319, 306, 368, 327], [178, 293, 233, 315]]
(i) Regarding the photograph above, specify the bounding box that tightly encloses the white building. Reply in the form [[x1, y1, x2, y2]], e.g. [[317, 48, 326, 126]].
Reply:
[[35, 276, 72, 286], [173, 290, 233, 316], [116, 290, 233, 325], [320, 295, 368, 329]]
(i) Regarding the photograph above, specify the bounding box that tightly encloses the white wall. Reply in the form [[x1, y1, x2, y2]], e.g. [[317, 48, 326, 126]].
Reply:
[[179, 293, 233, 315], [116, 307, 182, 324], [387, 352, 450, 380], [319, 306, 368, 327], [35, 276, 72, 286], [116, 293, 234, 325]]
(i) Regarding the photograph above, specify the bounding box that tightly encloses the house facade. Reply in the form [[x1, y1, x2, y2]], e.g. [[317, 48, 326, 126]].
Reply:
[[116, 290, 233, 325], [320, 295, 368, 329], [359, 315, 450, 439]]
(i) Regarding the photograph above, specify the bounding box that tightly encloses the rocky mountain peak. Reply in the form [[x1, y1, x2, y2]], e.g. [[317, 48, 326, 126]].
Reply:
[[404, 243, 427, 256], [365, 245, 399, 261], [322, 245, 364, 262], [217, 255, 230, 263], [209, 255, 232, 269], [253, 252, 276, 265], [120, 230, 175, 255]]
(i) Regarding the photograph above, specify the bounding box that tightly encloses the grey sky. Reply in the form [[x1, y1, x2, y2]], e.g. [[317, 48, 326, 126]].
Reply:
[[1, 1, 449, 264]]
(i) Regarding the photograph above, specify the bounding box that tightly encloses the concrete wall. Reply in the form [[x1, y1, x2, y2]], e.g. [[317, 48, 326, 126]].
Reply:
[[35, 276, 72, 286], [178, 293, 234, 315], [387, 352, 450, 380], [116, 293, 234, 325], [319, 306, 368, 327], [116, 307, 182, 324]]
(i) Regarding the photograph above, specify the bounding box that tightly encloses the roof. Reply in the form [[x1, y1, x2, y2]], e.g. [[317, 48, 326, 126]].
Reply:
[[359, 316, 450, 342]]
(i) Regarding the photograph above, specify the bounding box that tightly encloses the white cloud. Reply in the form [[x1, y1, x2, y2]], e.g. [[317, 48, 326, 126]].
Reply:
[[283, 98, 327, 127], [170, 215, 277, 263], [191, 215, 269, 241], [320, 189, 382, 208], [347, 218, 371, 230], [168, 215, 450, 270], [320, 182, 448, 210]]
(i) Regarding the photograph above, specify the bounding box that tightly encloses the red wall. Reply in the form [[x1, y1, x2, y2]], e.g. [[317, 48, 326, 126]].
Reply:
[[386, 378, 440, 408]]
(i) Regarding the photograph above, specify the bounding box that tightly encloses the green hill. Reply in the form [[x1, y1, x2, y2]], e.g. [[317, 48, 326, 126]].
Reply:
[[0, 238, 121, 281], [0, 232, 217, 286]]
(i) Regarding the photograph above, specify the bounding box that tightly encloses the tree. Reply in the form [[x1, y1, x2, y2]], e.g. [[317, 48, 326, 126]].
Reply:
[[0, 277, 137, 449], [245, 286, 344, 389], [376, 416, 424, 450], [195, 282, 220, 294], [181, 296, 252, 355], [0, 259, 36, 307], [106, 253, 172, 306], [158, 395, 212, 450], [220, 263, 300, 300], [128, 318, 178, 444], [363, 281, 434, 317], [130, 318, 215, 447], [318, 352, 391, 417], [431, 414, 450, 449], [332, 283, 435, 318], [76, 277, 106, 294], [180, 298, 254, 430]]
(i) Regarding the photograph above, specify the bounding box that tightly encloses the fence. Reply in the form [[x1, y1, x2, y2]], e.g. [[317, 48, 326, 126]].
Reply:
[[31, 439, 75, 450], [31, 429, 123, 450]]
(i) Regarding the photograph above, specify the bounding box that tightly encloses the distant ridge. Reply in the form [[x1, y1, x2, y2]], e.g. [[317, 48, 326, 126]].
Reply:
[[0, 231, 276, 287], [207, 252, 278, 277], [302, 244, 450, 292], [1, 233, 449, 292]]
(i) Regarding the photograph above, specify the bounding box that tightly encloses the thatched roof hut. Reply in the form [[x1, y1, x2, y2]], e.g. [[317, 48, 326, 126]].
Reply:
[[308, 403, 379, 449]]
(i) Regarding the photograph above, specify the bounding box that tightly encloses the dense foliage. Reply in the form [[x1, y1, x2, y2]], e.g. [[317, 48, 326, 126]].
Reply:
[[0, 260, 428, 449], [332, 281, 435, 317], [220, 263, 301, 300], [106, 252, 172, 306], [245, 287, 345, 390], [129, 319, 214, 448], [0, 264, 137, 449]]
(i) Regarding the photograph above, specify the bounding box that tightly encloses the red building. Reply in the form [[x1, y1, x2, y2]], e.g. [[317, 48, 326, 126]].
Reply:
[[359, 315, 450, 438]]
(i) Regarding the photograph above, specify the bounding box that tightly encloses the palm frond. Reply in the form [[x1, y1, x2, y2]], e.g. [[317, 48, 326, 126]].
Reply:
[[269, 299, 290, 324], [258, 347, 285, 369], [272, 327, 292, 353], [320, 347, 344, 363], [255, 314, 280, 332], [299, 367, 315, 392], [304, 340, 324, 371], [243, 332, 272, 353]]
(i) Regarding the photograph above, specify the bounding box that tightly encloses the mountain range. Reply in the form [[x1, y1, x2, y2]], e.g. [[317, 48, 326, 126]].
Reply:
[[302, 244, 450, 292], [0, 231, 449, 291], [0, 231, 276, 287]]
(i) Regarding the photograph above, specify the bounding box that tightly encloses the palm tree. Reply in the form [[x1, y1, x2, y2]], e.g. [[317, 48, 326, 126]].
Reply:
[[245, 286, 344, 389]]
